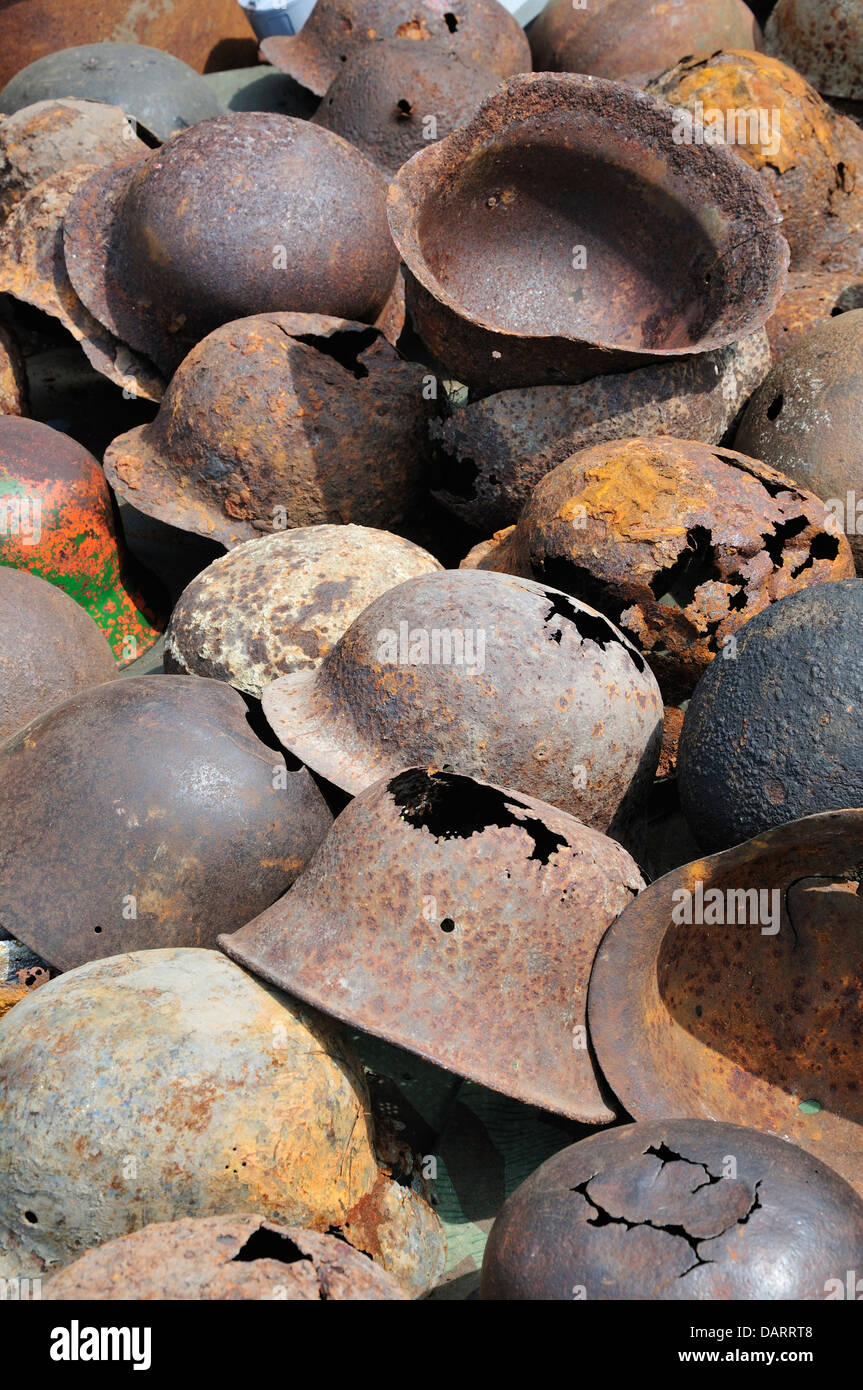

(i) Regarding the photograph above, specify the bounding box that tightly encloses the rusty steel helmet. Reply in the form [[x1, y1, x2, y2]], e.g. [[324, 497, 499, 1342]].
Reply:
[[104, 314, 433, 546], [0, 675, 333, 972], [0, 43, 224, 144], [480, 1118, 863, 1298], [261, 569, 663, 837], [0, 323, 26, 416], [260, 0, 531, 98], [0, 927, 50, 1022], [461, 437, 854, 704], [313, 40, 502, 176], [0, 98, 141, 222], [0, 947, 444, 1294], [735, 310, 863, 567], [765, 268, 863, 360], [63, 114, 398, 375], [0, 416, 163, 663], [529, 0, 762, 87], [0, 566, 116, 742], [766, 0, 863, 101], [589, 812, 863, 1196], [222, 766, 644, 1121], [677, 580, 863, 851], [44, 1216, 408, 1301], [387, 73, 788, 392], [648, 50, 863, 274], [165, 524, 442, 697]]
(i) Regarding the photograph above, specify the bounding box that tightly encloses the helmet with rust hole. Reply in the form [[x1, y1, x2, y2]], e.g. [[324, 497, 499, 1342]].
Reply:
[[767, 0, 863, 101], [588, 813, 863, 1197], [461, 436, 854, 704], [480, 1118, 863, 1299], [261, 568, 664, 840], [221, 766, 644, 1122], [63, 113, 398, 375], [0, 947, 444, 1296], [0, 98, 142, 222], [0, 675, 332, 972], [103, 314, 431, 545], [260, 0, 530, 98], [165, 524, 442, 697]]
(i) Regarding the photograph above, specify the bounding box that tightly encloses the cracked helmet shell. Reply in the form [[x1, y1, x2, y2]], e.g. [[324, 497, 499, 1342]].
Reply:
[[0, 98, 139, 222]]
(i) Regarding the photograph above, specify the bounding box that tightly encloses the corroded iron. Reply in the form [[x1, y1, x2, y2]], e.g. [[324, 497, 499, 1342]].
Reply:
[[388, 73, 789, 391], [0, 566, 117, 743], [767, 0, 863, 101], [765, 270, 863, 360], [261, 0, 531, 97], [0, 324, 26, 416], [588, 813, 863, 1196], [0, 929, 51, 1022], [462, 436, 854, 703], [222, 767, 644, 1121], [104, 314, 433, 545], [481, 1118, 863, 1298], [261, 569, 663, 838], [64, 113, 399, 374], [0, 98, 140, 221], [165, 524, 441, 697], [0, 675, 332, 972]]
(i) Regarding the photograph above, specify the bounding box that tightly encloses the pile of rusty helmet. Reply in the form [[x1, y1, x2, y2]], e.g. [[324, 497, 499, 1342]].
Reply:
[[0, 0, 862, 1313]]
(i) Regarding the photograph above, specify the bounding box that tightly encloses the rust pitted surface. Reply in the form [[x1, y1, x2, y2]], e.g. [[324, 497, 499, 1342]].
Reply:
[[104, 314, 433, 546], [588, 813, 863, 1195], [261, 0, 530, 97], [648, 50, 863, 273], [388, 73, 788, 391], [44, 1216, 409, 1300], [0, 930, 51, 1022], [0, 567, 117, 743], [221, 767, 644, 1122], [0, 675, 332, 972], [480, 1119, 863, 1299], [261, 568, 663, 839], [0, 98, 144, 221], [530, 0, 761, 87], [765, 269, 863, 359], [165, 525, 442, 697], [64, 114, 399, 375], [461, 437, 855, 703], [430, 330, 771, 532], [767, 0, 863, 101], [0, 324, 26, 416]]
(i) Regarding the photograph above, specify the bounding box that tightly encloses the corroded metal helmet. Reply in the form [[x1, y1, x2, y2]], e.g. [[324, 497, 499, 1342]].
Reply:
[[0, 565, 116, 742], [462, 436, 854, 703], [222, 766, 644, 1121], [677, 580, 863, 850], [165, 524, 442, 697], [0, 948, 444, 1294], [767, 0, 863, 101], [104, 314, 433, 545], [765, 269, 863, 361], [0, 928, 50, 1022], [44, 1216, 408, 1301], [0, 98, 141, 222], [589, 812, 863, 1196], [63, 114, 398, 374], [0, 416, 162, 663], [480, 1119, 863, 1298], [0, 323, 26, 416], [0, 675, 332, 972], [262, 569, 663, 837], [261, 0, 531, 97]]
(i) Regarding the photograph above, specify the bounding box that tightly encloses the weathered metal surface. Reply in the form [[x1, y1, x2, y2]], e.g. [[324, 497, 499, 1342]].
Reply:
[[261, 569, 663, 837], [261, 0, 531, 97], [0, 43, 225, 143], [677, 580, 863, 850], [314, 40, 501, 175], [388, 73, 788, 392], [0, 675, 333, 972], [480, 1118, 863, 1297], [64, 114, 399, 375], [648, 50, 863, 274], [222, 766, 643, 1121], [530, 0, 761, 87], [44, 1216, 409, 1300], [767, 0, 863, 101], [0, 163, 165, 402], [765, 269, 863, 360], [0, 566, 117, 743], [0, 98, 141, 221], [0, 416, 163, 662], [462, 436, 855, 703], [0, 324, 26, 416], [735, 310, 863, 567], [430, 330, 772, 532], [104, 314, 433, 545], [657, 705, 684, 781], [165, 524, 442, 697], [589, 813, 863, 1195], [0, 928, 51, 1022]]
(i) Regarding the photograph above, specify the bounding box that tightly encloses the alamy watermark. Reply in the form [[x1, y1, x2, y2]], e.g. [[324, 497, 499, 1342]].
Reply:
[[671, 103, 781, 160], [0, 494, 41, 545], [377, 621, 486, 676], [671, 881, 780, 935]]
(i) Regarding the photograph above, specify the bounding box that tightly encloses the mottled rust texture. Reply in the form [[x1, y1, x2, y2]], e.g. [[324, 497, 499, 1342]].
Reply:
[[767, 0, 863, 100], [0, 98, 141, 221]]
